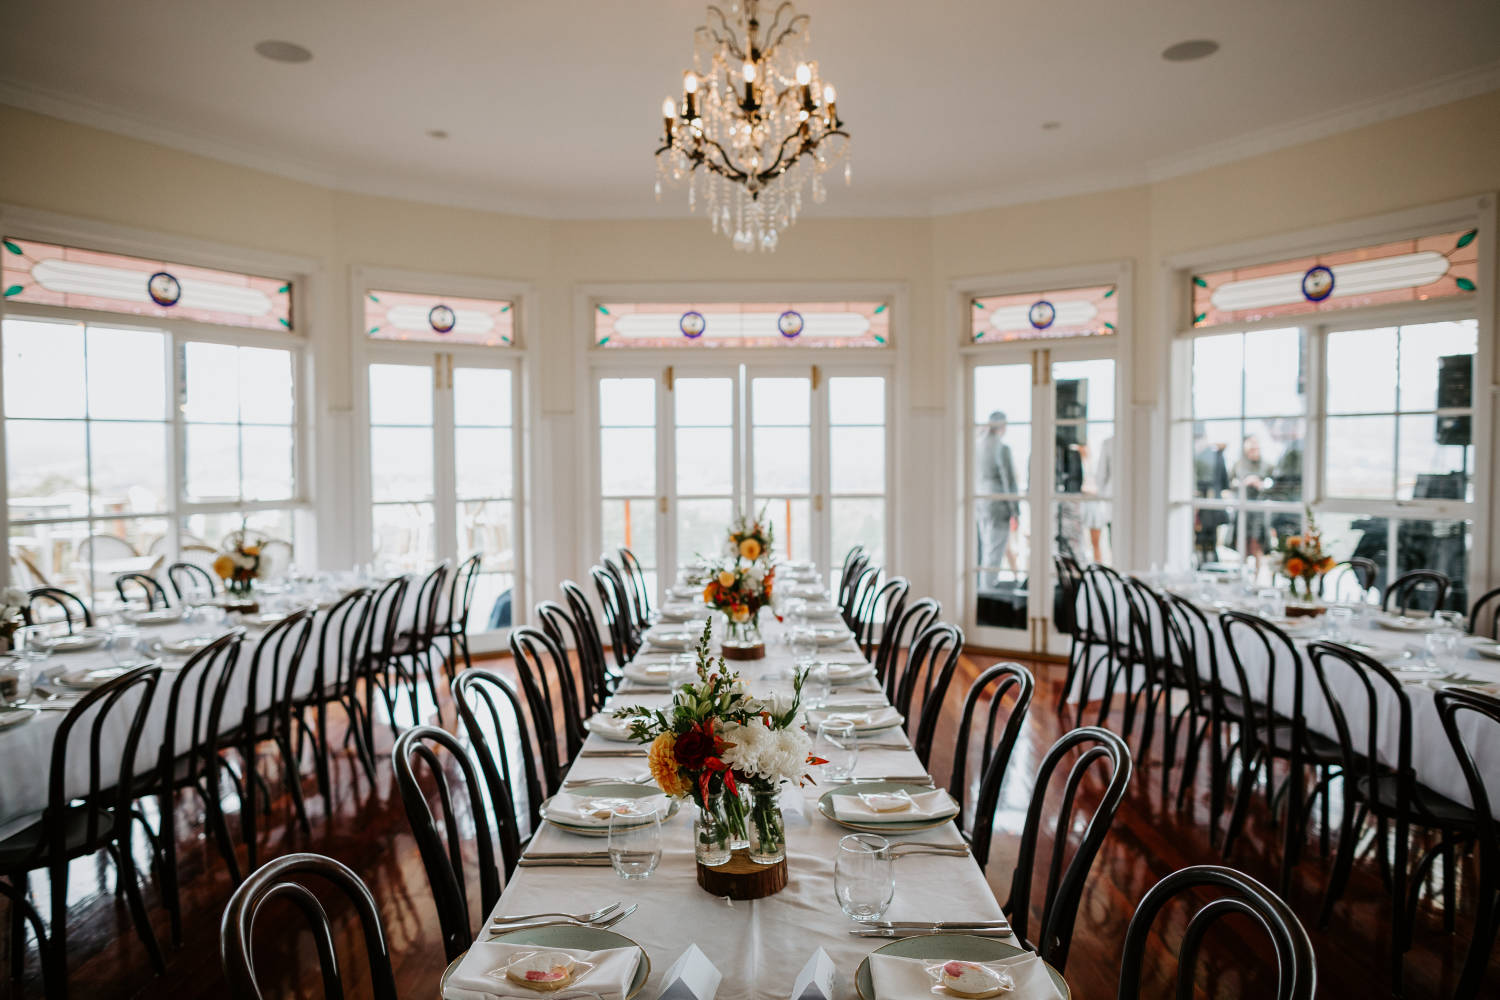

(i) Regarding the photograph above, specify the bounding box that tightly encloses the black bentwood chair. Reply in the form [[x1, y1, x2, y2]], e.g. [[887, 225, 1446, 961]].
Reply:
[[166, 560, 219, 602], [618, 546, 654, 633], [861, 576, 910, 669], [1116, 865, 1316, 1000], [1382, 569, 1451, 616], [220, 852, 398, 1000], [453, 668, 546, 851], [394, 726, 504, 962], [437, 552, 484, 680], [536, 599, 606, 715], [1052, 555, 1086, 712], [25, 587, 92, 632], [1, 665, 165, 998], [115, 571, 171, 609], [893, 622, 965, 768], [1433, 688, 1500, 1000], [509, 626, 589, 787], [294, 585, 379, 796], [947, 663, 1034, 870], [879, 596, 941, 702], [1002, 726, 1132, 973], [591, 564, 639, 669], [561, 578, 618, 701], [1467, 584, 1500, 639]]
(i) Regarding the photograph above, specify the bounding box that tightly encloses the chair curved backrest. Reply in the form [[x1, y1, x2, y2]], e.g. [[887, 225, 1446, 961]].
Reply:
[[237, 608, 316, 740], [846, 564, 882, 636], [1052, 556, 1084, 639], [1467, 585, 1500, 639], [453, 668, 543, 851], [366, 574, 412, 661], [446, 552, 484, 635], [1432, 687, 1500, 1000], [1116, 865, 1316, 1000], [27, 586, 92, 632], [166, 561, 218, 602], [115, 571, 170, 609], [1218, 610, 1305, 762], [80, 533, 136, 564], [1078, 562, 1129, 650], [590, 565, 637, 668], [536, 599, 605, 714], [509, 626, 587, 792], [948, 662, 1034, 870], [1382, 569, 1450, 616], [1004, 725, 1132, 973], [838, 552, 873, 626], [882, 596, 941, 701], [837, 544, 866, 598], [561, 578, 613, 694], [899, 622, 965, 767], [863, 576, 910, 668], [599, 554, 643, 639], [393, 725, 502, 962], [220, 852, 398, 1000], [409, 560, 452, 647], [156, 630, 246, 797], [618, 547, 653, 632], [1320, 557, 1378, 602]]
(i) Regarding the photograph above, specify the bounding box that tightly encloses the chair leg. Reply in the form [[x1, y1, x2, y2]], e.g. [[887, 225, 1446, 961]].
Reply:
[[1441, 841, 1457, 933], [1221, 748, 1259, 862], [107, 841, 165, 975], [156, 792, 182, 948], [8, 873, 26, 983], [198, 774, 243, 884], [1317, 787, 1359, 928], [276, 733, 312, 835], [1453, 887, 1498, 1000]]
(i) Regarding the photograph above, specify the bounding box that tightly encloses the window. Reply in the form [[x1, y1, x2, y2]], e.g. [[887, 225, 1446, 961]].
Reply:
[[3, 235, 306, 599], [365, 288, 514, 347], [971, 284, 1117, 342], [1191, 228, 1478, 328], [595, 300, 889, 348], [4, 237, 292, 331]]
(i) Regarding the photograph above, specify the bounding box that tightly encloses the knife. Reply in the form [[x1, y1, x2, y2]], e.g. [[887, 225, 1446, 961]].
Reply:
[[830, 776, 934, 786], [517, 858, 615, 868], [522, 851, 610, 859], [852, 927, 1013, 938], [580, 750, 648, 758], [862, 919, 1010, 931]]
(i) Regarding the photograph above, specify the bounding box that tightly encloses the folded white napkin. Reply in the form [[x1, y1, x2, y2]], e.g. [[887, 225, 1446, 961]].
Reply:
[[832, 787, 958, 824], [808, 706, 903, 732], [813, 628, 855, 646], [445, 942, 640, 1000], [825, 662, 874, 681], [868, 953, 1059, 1000], [544, 791, 668, 828], [665, 585, 701, 600], [585, 713, 636, 742], [657, 606, 708, 623], [787, 584, 830, 599]]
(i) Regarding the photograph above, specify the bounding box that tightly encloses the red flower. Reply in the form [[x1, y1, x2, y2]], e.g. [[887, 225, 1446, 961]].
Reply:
[[673, 720, 724, 772]]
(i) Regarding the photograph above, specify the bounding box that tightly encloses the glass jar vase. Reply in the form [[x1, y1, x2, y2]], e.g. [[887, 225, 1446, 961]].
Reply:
[[747, 779, 786, 865], [694, 790, 734, 867]]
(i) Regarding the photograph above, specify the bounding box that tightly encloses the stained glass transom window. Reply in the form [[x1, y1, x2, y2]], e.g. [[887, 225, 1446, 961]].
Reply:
[[970, 284, 1117, 342], [365, 289, 515, 347], [594, 301, 889, 348], [1191, 228, 1478, 328], [3, 237, 293, 331]]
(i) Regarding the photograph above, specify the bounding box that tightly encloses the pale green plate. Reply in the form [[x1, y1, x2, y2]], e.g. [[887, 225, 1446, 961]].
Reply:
[[817, 781, 959, 834], [539, 782, 680, 837], [854, 933, 1068, 1000], [441, 925, 651, 999]]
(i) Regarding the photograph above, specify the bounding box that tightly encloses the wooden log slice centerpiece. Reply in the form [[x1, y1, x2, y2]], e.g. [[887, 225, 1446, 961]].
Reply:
[[721, 642, 767, 661], [696, 849, 788, 899]]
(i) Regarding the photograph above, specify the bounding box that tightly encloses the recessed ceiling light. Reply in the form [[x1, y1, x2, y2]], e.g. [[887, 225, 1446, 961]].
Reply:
[[426, 129, 449, 140], [1162, 39, 1219, 62], [254, 40, 313, 64], [1041, 121, 1062, 131]]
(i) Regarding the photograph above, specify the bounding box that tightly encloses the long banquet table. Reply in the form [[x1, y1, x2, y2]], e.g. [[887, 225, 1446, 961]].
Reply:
[[467, 577, 1034, 1000], [1069, 575, 1500, 816]]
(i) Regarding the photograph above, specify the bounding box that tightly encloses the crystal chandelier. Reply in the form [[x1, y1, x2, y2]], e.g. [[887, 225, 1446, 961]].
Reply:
[[655, 1, 850, 252]]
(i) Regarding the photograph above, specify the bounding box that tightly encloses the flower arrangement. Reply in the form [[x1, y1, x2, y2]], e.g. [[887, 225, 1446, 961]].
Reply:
[[700, 559, 776, 624], [616, 620, 822, 866], [0, 587, 29, 647], [1273, 508, 1336, 601], [212, 537, 262, 597], [727, 507, 774, 563]]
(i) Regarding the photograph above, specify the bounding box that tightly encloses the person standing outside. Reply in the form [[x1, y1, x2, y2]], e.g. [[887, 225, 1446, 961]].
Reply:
[[976, 411, 1020, 586]]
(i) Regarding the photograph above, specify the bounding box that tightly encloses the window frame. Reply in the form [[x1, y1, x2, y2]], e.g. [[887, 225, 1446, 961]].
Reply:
[[350, 265, 535, 649], [0, 205, 319, 591], [1161, 195, 1497, 601]]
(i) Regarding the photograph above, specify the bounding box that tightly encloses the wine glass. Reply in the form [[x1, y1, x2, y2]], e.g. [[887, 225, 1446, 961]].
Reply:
[[802, 661, 832, 709], [609, 807, 662, 880], [834, 834, 894, 921], [814, 718, 859, 781]]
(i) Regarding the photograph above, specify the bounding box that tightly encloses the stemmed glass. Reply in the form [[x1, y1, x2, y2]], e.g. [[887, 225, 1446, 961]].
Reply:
[[608, 807, 662, 880], [814, 719, 859, 781], [802, 662, 832, 709], [835, 834, 894, 921]]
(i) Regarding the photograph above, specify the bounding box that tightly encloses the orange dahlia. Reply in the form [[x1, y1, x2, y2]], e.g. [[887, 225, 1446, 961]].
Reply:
[[647, 732, 691, 797]]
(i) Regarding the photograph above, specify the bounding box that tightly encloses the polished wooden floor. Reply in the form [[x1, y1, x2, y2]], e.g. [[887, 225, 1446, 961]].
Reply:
[[1, 649, 1495, 999]]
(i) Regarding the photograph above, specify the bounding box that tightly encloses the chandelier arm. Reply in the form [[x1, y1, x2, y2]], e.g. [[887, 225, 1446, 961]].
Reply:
[[702, 6, 747, 61], [756, 127, 849, 183], [764, 9, 810, 56], [696, 136, 751, 182]]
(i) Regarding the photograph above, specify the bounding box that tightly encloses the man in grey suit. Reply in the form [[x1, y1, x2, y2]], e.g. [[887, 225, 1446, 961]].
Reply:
[[976, 411, 1019, 587]]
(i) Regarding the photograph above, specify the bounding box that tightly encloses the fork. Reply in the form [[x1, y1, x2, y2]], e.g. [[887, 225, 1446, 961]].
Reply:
[[492, 902, 621, 926], [490, 904, 637, 935], [564, 774, 654, 788]]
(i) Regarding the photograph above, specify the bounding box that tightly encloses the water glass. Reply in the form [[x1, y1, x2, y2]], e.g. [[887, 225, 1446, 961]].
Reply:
[[668, 653, 697, 689], [789, 627, 817, 663], [834, 834, 894, 921], [608, 807, 662, 880], [1434, 610, 1465, 635], [1422, 630, 1457, 672], [1325, 606, 1353, 640], [107, 626, 142, 668], [802, 662, 832, 709], [1257, 588, 1285, 619], [814, 718, 859, 781]]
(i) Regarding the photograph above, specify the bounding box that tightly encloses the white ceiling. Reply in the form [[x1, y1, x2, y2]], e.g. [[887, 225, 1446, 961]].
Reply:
[[2, 0, 1498, 219]]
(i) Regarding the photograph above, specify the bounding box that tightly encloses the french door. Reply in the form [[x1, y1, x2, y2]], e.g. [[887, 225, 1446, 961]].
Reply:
[[594, 363, 889, 597], [364, 347, 522, 643], [965, 345, 1118, 654]]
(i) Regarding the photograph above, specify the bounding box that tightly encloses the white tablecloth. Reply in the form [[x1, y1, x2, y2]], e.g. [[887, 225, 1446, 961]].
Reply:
[[476, 590, 1024, 1000], [1068, 577, 1499, 816]]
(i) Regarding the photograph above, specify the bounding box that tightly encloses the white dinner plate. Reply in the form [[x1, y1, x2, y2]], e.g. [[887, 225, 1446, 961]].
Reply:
[[0, 706, 37, 730], [622, 661, 676, 684], [825, 661, 876, 684], [641, 630, 697, 651], [1466, 639, 1500, 661], [811, 627, 855, 646], [161, 635, 218, 655], [125, 608, 184, 626], [57, 664, 147, 690], [1375, 615, 1438, 633], [47, 630, 106, 653]]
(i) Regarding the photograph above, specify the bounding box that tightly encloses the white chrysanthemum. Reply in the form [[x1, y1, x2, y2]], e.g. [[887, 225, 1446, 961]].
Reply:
[[721, 721, 771, 775], [1, 587, 27, 611]]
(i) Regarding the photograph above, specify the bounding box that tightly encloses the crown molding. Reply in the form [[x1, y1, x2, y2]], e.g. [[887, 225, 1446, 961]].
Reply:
[[4, 58, 1498, 223]]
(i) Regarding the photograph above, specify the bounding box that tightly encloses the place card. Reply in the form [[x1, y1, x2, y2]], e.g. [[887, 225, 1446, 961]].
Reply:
[[790, 947, 836, 1000], [657, 944, 722, 1000]]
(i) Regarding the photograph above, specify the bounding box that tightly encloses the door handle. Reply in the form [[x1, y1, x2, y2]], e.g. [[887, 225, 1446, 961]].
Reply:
[[658, 496, 668, 514]]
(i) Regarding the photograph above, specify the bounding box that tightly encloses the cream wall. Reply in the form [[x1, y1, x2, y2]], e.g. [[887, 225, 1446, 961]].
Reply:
[[2, 90, 1498, 618]]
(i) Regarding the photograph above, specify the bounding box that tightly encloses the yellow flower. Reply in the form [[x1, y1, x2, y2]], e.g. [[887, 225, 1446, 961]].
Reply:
[[648, 733, 690, 797], [731, 604, 750, 623], [738, 538, 762, 561], [717, 570, 736, 588], [212, 554, 235, 579], [702, 583, 717, 604]]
